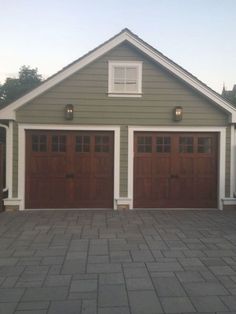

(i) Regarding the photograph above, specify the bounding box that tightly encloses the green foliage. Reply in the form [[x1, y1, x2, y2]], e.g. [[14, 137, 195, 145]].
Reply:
[[0, 66, 43, 107]]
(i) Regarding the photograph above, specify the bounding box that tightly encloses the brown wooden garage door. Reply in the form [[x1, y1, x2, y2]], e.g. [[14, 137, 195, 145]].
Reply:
[[134, 132, 218, 208], [26, 131, 114, 209]]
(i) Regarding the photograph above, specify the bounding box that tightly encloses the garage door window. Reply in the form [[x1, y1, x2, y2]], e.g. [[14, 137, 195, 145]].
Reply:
[[198, 137, 212, 153], [156, 136, 171, 153], [76, 136, 90, 152], [95, 136, 110, 152], [179, 137, 193, 153], [52, 135, 66, 152], [137, 136, 152, 153], [32, 135, 47, 152]]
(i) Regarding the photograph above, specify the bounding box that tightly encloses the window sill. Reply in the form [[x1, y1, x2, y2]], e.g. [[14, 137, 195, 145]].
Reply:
[[108, 93, 142, 98]]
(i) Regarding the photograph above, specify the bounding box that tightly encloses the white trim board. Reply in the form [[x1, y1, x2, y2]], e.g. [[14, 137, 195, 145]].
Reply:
[[0, 29, 235, 121], [230, 125, 235, 197], [0, 123, 13, 195], [128, 126, 226, 210], [17, 124, 120, 210]]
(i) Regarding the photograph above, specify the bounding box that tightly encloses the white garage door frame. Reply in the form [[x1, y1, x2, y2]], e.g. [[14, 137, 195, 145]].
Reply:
[[17, 124, 120, 210], [128, 126, 226, 210]]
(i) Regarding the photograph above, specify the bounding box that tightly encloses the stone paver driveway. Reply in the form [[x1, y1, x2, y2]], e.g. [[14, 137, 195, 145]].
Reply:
[[1, 210, 236, 314]]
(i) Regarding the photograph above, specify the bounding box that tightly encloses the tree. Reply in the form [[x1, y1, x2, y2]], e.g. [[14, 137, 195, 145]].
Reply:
[[0, 66, 43, 107]]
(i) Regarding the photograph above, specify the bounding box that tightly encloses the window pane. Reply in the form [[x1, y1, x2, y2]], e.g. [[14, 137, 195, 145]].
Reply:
[[95, 136, 101, 144], [164, 137, 170, 145], [126, 82, 137, 92], [95, 136, 110, 153], [137, 136, 152, 153], [32, 135, 38, 144], [126, 67, 137, 80], [84, 136, 90, 144], [84, 145, 90, 152], [179, 137, 193, 153], [95, 145, 101, 152], [156, 136, 171, 153], [157, 137, 163, 144], [180, 137, 193, 145], [198, 137, 212, 153], [32, 135, 47, 152], [113, 82, 125, 92], [76, 136, 90, 152], [52, 135, 66, 152], [114, 67, 125, 80]]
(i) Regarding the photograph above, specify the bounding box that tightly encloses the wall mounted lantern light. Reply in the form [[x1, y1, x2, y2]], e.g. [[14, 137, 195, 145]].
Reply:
[[173, 106, 183, 121], [65, 104, 74, 120]]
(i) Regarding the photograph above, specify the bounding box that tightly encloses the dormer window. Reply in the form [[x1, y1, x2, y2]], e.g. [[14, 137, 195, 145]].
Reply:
[[108, 61, 142, 97]]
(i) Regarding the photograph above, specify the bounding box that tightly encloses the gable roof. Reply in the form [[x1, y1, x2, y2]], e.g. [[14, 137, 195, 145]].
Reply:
[[1, 28, 236, 121]]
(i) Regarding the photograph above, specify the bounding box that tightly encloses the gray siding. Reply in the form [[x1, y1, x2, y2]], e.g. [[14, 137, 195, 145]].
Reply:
[[14, 42, 230, 199]]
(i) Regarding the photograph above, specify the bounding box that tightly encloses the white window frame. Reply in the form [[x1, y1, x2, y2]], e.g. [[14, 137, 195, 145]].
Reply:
[[108, 61, 142, 97]]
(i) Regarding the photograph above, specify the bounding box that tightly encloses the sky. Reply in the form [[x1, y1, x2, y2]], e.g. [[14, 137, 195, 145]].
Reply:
[[0, 0, 235, 93]]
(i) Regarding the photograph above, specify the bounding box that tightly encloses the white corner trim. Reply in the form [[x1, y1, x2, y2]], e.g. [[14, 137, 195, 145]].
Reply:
[[231, 125, 236, 197], [17, 124, 120, 210], [128, 126, 226, 210], [0, 30, 235, 120], [0, 123, 13, 196]]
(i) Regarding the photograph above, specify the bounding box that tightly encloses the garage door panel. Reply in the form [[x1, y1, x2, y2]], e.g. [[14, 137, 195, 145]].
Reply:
[[74, 155, 91, 175], [51, 178, 67, 200], [93, 156, 113, 176], [30, 156, 49, 175], [134, 157, 152, 177], [134, 178, 152, 200], [153, 178, 170, 199], [134, 132, 217, 208], [153, 157, 171, 175], [28, 178, 51, 208], [197, 178, 216, 199], [50, 156, 67, 175], [74, 178, 91, 202], [196, 157, 215, 175], [178, 157, 194, 175], [92, 178, 113, 199], [26, 131, 114, 209], [178, 178, 194, 199]]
